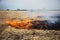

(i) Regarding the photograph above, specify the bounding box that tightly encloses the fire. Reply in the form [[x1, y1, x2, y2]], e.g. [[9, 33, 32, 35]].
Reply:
[[6, 19, 33, 29], [6, 19, 48, 29]]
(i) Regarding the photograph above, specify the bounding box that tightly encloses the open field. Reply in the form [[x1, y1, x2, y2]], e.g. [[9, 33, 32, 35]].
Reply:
[[0, 11, 30, 24], [0, 11, 60, 24], [0, 11, 60, 40], [0, 26, 60, 40]]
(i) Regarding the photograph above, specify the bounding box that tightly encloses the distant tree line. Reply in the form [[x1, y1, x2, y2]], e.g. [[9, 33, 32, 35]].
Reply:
[[17, 9, 27, 11], [6, 9, 27, 11], [1, 8, 60, 11]]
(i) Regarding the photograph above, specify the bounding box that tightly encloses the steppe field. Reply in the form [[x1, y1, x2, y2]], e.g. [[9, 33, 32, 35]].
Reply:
[[0, 10, 60, 24], [0, 11, 31, 24], [0, 11, 60, 40]]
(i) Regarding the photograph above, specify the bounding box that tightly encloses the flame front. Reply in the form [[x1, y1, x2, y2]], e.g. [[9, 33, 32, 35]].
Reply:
[[6, 19, 48, 29], [6, 19, 33, 29]]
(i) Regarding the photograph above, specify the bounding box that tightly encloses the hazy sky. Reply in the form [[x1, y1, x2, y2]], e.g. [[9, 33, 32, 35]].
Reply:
[[0, 0, 60, 10]]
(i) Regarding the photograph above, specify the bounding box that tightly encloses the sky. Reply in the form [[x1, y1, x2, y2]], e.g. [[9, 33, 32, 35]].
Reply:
[[0, 0, 60, 10]]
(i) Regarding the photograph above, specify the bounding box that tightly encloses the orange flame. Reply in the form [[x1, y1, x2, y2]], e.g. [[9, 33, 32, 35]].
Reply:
[[6, 19, 48, 29], [6, 19, 33, 29]]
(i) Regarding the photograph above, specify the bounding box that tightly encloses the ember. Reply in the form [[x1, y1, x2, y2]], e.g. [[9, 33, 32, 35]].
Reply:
[[6, 19, 48, 29]]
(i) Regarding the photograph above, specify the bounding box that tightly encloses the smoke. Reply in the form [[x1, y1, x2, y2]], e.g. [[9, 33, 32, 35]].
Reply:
[[29, 11, 60, 24], [34, 11, 60, 25], [45, 12, 60, 27]]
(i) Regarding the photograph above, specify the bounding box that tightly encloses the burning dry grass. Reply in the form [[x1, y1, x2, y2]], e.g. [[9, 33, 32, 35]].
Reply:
[[6, 19, 33, 29], [6, 19, 48, 29], [0, 11, 60, 30]]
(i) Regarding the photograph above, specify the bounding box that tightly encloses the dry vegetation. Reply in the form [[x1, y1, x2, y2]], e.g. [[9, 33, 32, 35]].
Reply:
[[0, 11, 60, 40], [0, 11, 47, 24], [0, 26, 60, 40]]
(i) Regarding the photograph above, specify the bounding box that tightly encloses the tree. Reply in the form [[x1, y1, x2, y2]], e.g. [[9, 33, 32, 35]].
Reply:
[[7, 9, 9, 11], [17, 9, 20, 11]]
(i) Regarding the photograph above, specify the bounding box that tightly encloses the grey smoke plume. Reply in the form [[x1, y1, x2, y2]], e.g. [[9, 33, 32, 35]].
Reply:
[[46, 12, 60, 24]]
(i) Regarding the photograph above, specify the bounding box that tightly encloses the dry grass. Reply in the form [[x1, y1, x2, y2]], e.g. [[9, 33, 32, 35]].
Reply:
[[0, 26, 60, 40], [0, 11, 60, 40]]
